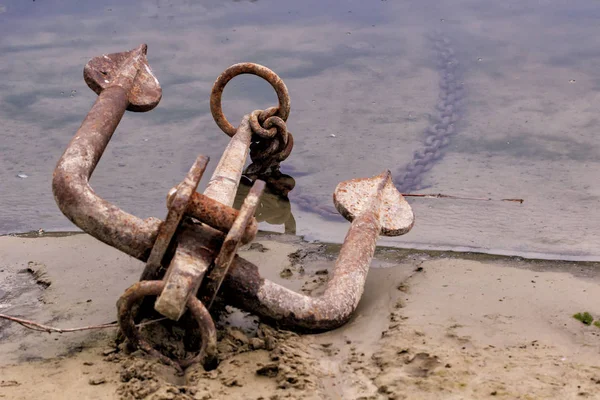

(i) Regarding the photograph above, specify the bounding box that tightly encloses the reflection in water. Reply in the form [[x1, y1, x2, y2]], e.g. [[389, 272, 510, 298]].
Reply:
[[233, 174, 296, 234]]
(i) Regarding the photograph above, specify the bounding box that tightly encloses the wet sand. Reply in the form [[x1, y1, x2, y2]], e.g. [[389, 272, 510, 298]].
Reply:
[[1, 233, 600, 399]]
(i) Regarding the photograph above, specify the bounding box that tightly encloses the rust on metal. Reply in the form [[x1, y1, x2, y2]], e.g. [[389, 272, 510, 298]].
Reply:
[[153, 227, 215, 321], [152, 103, 261, 322], [141, 154, 209, 281], [117, 280, 217, 372], [168, 190, 258, 245], [84, 44, 162, 112], [201, 179, 266, 309], [334, 170, 415, 236], [217, 171, 414, 332], [210, 63, 291, 137], [202, 115, 253, 207], [53, 47, 417, 370], [52, 44, 163, 261]]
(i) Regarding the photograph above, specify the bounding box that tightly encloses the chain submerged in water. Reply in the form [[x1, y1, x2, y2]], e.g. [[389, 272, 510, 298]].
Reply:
[[394, 33, 465, 193], [290, 32, 465, 221]]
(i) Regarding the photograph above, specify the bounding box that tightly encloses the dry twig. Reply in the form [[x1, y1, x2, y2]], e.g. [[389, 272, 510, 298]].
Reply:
[[0, 313, 165, 334], [402, 193, 524, 203]]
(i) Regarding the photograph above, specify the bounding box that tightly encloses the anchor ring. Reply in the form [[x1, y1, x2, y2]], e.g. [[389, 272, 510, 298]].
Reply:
[[117, 280, 218, 371], [210, 63, 291, 137]]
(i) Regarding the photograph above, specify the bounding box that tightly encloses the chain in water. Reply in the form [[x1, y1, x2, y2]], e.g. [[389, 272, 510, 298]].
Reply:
[[290, 32, 465, 220], [394, 32, 465, 192]]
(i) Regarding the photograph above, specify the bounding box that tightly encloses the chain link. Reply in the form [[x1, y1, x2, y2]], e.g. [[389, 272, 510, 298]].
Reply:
[[244, 108, 294, 178]]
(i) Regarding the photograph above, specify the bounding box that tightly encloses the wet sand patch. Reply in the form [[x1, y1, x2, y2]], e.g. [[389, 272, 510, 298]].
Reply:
[[0, 233, 599, 399]]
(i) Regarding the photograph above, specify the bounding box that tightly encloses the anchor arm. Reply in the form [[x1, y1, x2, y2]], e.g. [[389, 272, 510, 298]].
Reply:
[[219, 170, 414, 332], [222, 210, 381, 332], [52, 84, 161, 260], [52, 45, 163, 260]]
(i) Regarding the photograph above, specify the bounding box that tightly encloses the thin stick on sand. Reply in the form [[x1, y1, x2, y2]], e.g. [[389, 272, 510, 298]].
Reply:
[[401, 193, 524, 203], [0, 313, 166, 334]]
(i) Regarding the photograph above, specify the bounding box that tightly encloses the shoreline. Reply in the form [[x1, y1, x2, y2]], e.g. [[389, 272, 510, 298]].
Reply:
[[4, 229, 600, 265]]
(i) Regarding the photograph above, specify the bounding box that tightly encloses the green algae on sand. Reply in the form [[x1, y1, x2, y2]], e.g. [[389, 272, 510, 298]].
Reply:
[[573, 312, 594, 325]]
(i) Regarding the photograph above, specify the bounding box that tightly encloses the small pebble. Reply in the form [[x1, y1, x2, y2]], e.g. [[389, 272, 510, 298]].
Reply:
[[227, 328, 249, 345], [102, 348, 117, 356], [250, 338, 265, 350], [88, 377, 106, 385]]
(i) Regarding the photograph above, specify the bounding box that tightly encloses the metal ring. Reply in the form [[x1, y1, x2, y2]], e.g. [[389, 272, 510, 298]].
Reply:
[[117, 280, 218, 371], [210, 63, 291, 137], [274, 132, 294, 162]]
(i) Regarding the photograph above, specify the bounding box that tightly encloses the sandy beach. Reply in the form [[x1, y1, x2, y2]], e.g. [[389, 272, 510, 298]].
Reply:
[[1, 232, 599, 399]]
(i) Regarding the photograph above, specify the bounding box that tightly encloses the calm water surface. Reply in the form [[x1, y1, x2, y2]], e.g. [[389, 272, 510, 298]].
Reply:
[[1, 0, 600, 261]]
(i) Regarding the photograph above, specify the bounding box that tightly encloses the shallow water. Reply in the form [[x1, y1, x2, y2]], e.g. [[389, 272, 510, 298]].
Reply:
[[1, 0, 600, 260]]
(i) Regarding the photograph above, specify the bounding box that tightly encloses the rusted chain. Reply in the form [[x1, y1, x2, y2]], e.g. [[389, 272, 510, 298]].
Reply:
[[209, 63, 295, 181], [246, 118, 294, 178], [249, 109, 277, 139]]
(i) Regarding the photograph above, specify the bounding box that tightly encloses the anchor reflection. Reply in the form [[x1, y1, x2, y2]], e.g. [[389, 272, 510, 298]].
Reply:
[[233, 173, 296, 235]]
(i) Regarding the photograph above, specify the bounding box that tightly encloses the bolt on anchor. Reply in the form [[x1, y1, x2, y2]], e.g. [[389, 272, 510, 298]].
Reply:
[[52, 44, 415, 371]]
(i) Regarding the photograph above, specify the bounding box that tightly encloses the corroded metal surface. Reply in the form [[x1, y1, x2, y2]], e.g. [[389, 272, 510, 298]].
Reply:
[[334, 171, 415, 236], [141, 155, 209, 281], [84, 44, 162, 112], [153, 227, 213, 321], [53, 48, 416, 370], [117, 280, 217, 372], [52, 44, 163, 261], [202, 115, 252, 207], [172, 190, 258, 245], [201, 180, 266, 309], [210, 63, 290, 137], [209, 64, 294, 180]]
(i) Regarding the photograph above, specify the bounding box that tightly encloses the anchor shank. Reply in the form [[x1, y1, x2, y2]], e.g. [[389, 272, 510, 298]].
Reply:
[[203, 115, 252, 206], [151, 116, 255, 319]]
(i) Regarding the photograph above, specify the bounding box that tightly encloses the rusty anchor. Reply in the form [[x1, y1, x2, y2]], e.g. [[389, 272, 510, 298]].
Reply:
[[52, 44, 415, 371]]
